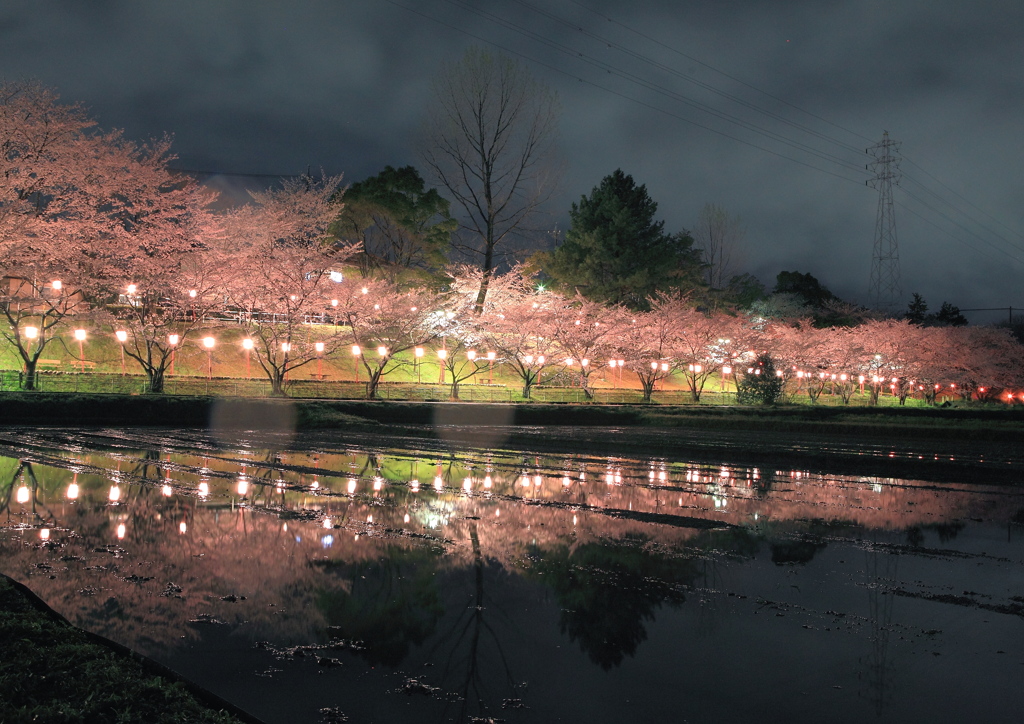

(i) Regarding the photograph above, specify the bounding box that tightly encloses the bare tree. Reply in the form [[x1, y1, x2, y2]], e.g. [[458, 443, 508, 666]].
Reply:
[[422, 47, 560, 312], [693, 203, 745, 290]]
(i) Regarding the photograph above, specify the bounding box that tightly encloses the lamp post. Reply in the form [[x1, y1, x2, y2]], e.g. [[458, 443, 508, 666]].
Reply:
[[608, 359, 617, 388], [74, 329, 87, 373], [168, 334, 179, 375], [487, 351, 496, 384], [202, 336, 215, 380], [467, 350, 477, 383], [315, 341, 325, 379], [415, 347, 424, 383], [352, 345, 362, 382], [437, 348, 448, 384], [22, 325, 39, 372], [242, 338, 254, 379], [115, 330, 128, 375], [721, 365, 731, 392]]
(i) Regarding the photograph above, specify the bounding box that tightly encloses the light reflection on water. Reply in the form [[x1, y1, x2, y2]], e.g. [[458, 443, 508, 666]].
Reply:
[[1, 428, 1023, 724]]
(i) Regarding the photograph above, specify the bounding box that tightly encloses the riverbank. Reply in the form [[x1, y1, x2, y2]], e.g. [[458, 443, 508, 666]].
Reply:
[[2, 391, 1023, 440], [0, 573, 263, 724]]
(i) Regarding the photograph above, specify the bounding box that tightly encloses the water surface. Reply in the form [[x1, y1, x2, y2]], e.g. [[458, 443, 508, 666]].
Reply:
[[1, 427, 1022, 723]]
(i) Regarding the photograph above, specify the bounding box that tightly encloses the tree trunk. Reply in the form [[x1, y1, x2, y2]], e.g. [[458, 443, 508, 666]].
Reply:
[[366, 369, 384, 400], [449, 379, 461, 401], [21, 359, 37, 391], [146, 367, 166, 394], [271, 369, 288, 397], [688, 377, 702, 402], [473, 265, 493, 315]]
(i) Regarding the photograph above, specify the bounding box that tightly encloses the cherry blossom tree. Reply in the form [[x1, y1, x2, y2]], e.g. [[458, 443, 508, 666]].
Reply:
[[765, 320, 831, 402], [673, 305, 743, 402], [427, 297, 491, 400], [548, 294, 625, 399], [224, 175, 353, 395], [854, 319, 925, 405], [613, 294, 688, 402], [0, 82, 111, 388], [87, 137, 226, 392], [472, 270, 561, 399], [335, 276, 442, 400]]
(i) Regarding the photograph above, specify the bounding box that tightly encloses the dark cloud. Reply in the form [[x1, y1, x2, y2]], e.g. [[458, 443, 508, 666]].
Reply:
[[4, 0, 1022, 316]]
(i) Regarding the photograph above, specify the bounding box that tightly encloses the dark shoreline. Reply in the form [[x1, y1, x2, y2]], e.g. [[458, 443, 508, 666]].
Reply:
[[3, 391, 1024, 434], [0, 573, 264, 724]]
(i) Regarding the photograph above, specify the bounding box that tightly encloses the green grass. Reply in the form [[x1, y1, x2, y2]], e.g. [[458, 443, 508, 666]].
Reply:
[[0, 574, 255, 724]]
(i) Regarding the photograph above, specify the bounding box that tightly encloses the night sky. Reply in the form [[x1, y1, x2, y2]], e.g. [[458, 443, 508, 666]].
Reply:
[[4, 1, 1022, 318]]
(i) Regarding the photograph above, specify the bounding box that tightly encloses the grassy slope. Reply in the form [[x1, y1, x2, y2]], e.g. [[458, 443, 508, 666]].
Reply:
[[0, 574, 257, 724]]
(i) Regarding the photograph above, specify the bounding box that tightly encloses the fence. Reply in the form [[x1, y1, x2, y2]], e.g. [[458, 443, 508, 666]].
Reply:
[[0, 369, 935, 407]]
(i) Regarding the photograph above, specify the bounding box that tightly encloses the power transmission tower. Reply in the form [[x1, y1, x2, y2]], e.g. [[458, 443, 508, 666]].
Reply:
[[866, 132, 902, 312]]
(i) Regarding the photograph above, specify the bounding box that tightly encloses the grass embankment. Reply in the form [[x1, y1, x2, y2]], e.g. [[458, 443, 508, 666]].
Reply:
[[0, 574, 260, 724]]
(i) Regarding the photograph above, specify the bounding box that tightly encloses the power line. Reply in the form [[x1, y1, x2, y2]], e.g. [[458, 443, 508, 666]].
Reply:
[[901, 164, 1024, 258], [903, 155, 1023, 241], [562, 0, 877, 145], [168, 167, 304, 180], [512, 0, 868, 156], [386, 0, 1020, 273], [899, 186, 1024, 266], [383, 0, 869, 185], [439, 0, 869, 176]]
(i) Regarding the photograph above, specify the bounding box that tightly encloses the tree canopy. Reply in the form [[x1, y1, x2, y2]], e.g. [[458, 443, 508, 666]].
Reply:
[[539, 169, 703, 309], [332, 165, 455, 284]]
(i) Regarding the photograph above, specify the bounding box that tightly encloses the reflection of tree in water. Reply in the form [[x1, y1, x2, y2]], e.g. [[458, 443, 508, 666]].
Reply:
[[905, 521, 964, 547], [429, 521, 520, 724], [858, 545, 897, 716], [770, 537, 827, 565], [530, 535, 693, 669], [315, 544, 444, 667], [0, 460, 58, 525]]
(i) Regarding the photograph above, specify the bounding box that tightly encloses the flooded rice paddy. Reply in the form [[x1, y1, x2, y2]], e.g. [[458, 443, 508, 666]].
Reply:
[[2, 426, 1023, 723]]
